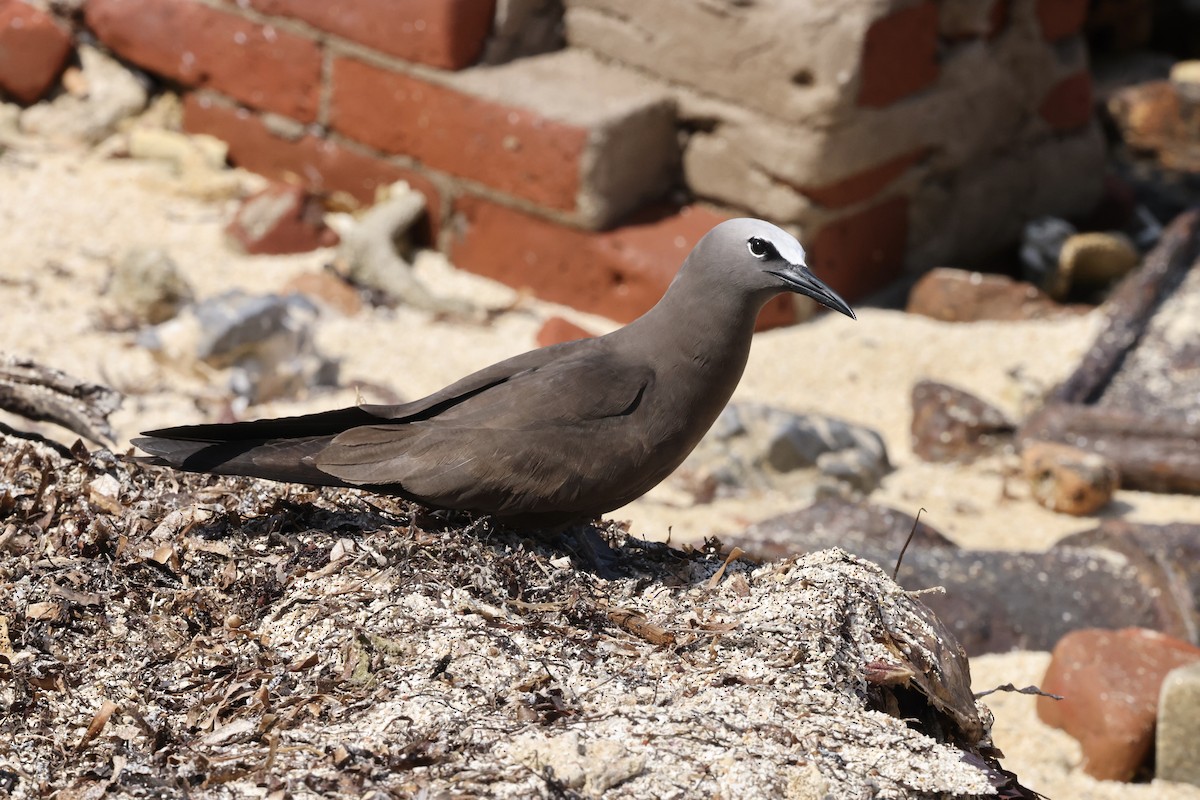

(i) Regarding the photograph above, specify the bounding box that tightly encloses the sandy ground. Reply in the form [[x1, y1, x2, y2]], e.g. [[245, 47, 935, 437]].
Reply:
[[3, 138, 1200, 798]]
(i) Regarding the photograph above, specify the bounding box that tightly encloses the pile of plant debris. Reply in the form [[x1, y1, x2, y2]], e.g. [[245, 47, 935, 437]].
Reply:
[[0, 431, 1023, 798]]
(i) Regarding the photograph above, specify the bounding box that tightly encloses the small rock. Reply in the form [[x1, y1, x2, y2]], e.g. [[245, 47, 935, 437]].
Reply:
[[107, 247, 193, 325], [905, 268, 1072, 322], [226, 182, 337, 255], [1023, 441, 1118, 515], [20, 45, 148, 143], [676, 404, 890, 500], [1105, 80, 1178, 153], [535, 316, 595, 347], [1038, 628, 1200, 781], [911, 380, 1014, 463], [138, 291, 338, 404], [1020, 217, 1078, 298], [0, 1, 72, 104], [1157, 661, 1200, 786], [1058, 232, 1140, 294], [282, 271, 362, 316]]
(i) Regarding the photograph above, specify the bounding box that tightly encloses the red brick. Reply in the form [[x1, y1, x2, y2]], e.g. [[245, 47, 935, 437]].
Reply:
[[1038, 628, 1200, 781], [857, 2, 939, 108], [249, 0, 495, 70], [225, 182, 337, 255], [86, 0, 321, 121], [535, 316, 595, 348], [1039, 71, 1094, 132], [331, 57, 587, 213], [0, 0, 72, 104], [182, 95, 441, 241], [799, 150, 926, 209], [450, 197, 795, 329], [1036, 0, 1088, 41], [808, 197, 909, 302]]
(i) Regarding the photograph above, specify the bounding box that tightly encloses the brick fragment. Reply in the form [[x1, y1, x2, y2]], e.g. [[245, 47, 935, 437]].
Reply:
[[450, 197, 794, 329], [249, 0, 495, 70], [86, 0, 321, 121], [1039, 628, 1200, 781], [225, 182, 337, 255], [857, 2, 939, 108], [0, 0, 72, 104]]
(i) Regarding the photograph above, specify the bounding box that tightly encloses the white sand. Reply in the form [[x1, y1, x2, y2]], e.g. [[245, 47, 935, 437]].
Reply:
[[4, 138, 1200, 799]]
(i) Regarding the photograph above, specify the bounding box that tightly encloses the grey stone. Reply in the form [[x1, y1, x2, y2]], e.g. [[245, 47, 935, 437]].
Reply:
[[677, 402, 890, 499], [1157, 662, 1200, 786], [138, 291, 339, 404], [20, 46, 148, 144], [1019, 216, 1077, 297]]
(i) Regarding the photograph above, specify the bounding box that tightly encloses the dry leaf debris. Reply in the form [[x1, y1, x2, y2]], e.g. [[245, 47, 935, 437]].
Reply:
[[0, 432, 1004, 798]]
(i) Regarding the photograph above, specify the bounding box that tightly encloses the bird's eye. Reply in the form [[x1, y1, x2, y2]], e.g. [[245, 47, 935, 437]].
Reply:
[[747, 237, 773, 259]]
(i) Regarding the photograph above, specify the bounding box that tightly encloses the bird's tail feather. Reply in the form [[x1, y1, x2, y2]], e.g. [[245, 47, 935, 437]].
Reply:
[[132, 433, 346, 487]]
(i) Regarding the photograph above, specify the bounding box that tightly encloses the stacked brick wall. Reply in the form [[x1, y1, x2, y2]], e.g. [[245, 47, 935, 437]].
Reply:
[[2, 0, 1104, 325]]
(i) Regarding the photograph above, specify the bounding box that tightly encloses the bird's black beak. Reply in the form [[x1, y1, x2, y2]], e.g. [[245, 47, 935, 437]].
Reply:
[[769, 264, 856, 320]]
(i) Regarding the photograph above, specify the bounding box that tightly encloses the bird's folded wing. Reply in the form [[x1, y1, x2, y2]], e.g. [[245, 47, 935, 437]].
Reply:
[[314, 353, 654, 489]]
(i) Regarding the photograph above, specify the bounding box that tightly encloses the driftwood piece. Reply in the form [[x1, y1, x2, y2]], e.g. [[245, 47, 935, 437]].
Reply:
[[0, 354, 121, 444], [1052, 210, 1200, 405], [1021, 210, 1200, 493]]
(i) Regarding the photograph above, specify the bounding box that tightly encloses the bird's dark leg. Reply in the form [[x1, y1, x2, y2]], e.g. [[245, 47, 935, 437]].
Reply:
[[551, 521, 627, 579]]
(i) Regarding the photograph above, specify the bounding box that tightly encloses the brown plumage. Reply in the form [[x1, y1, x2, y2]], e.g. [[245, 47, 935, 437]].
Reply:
[[135, 218, 854, 528]]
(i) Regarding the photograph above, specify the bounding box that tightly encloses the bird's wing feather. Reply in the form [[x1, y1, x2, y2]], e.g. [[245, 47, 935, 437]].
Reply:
[[314, 348, 654, 512]]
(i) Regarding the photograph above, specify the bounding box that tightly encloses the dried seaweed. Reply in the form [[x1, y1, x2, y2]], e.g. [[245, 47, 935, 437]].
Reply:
[[0, 432, 1012, 799]]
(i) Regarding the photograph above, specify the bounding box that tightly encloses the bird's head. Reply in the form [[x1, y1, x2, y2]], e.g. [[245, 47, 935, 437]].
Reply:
[[698, 218, 856, 320]]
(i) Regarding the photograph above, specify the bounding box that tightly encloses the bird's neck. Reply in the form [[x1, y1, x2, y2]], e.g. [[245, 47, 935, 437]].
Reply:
[[623, 260, 769, 408]]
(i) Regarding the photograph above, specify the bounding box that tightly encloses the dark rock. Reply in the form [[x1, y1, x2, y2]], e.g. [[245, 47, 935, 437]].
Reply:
[[905, 268, 1073, 322], [1037, 628, 1200, 781], [1057, 520, 1200, 640], [729, 500, 1181, 655], [1022, 440, 1118, 515], [1019, 217, 1076, 297], [911, 380, 1014, 463]]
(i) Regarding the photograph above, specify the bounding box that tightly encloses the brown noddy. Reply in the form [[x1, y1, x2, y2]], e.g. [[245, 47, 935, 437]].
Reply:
[[134, 219, 854, 528]]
